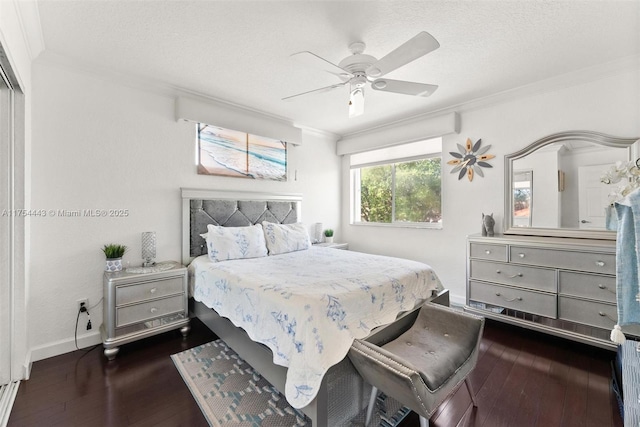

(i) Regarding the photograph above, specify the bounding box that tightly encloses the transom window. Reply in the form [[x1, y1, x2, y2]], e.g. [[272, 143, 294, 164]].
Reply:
[[350, 138, 442, 228]]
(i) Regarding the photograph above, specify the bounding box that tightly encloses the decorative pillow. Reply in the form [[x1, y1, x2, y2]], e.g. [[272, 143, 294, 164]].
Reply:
[[204, 224, 268, 262], [262, 222, 311, 255]]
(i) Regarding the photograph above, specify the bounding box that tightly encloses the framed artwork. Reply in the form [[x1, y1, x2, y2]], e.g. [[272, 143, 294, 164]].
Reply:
[[197, 123, 287, 181]]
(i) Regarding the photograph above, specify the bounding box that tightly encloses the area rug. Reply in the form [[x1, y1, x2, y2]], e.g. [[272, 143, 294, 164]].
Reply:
[[172, 339, 412, 427]]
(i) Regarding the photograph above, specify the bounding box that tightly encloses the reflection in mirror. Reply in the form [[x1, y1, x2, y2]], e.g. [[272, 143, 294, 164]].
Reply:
[[512, 170, 532, 227], [505, 131, 639, 239]]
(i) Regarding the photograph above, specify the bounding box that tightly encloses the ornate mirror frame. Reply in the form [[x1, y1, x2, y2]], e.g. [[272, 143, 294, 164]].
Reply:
[[504, 130, 640, 240]]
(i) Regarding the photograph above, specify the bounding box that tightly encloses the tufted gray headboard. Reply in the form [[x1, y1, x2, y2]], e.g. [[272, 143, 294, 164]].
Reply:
[[181, 188, 302, 264]]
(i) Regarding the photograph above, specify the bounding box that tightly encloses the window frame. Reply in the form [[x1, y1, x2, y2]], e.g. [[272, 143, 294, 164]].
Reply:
[[350, 151, 443, 229]]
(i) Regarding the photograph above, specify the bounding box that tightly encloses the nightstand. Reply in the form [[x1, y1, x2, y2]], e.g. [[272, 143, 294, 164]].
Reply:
[[314, 242, 349, 250], [101, 262, 190, 360]]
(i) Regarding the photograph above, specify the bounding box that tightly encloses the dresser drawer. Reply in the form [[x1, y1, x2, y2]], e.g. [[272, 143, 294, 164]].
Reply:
[[470, 260, 556, 292], [509, 246, 615, 275], [116, 276, 184, 306], [469, 281, 556, 318], [558, 271, 616, 303], [116, 295, 185, 327], [558, 296, 617, 330], [469, 243, 508, 261]]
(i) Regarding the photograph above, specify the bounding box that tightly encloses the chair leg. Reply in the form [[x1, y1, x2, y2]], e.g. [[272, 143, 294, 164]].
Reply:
[[419, 416, 429, 427], [465, 378, 478, 407], [365, 386, 378, 426]]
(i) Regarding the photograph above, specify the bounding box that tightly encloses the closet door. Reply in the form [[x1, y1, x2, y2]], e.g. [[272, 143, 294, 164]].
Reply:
[[0, 68, 13, 386]]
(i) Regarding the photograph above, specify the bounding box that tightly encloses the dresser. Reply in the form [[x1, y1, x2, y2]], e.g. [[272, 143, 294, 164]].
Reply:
[[101, 262, 190, 359], [466, 234, 619, 349]]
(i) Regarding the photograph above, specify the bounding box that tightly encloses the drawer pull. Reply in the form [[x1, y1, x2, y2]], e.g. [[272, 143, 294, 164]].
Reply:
[[150, 287, 157, 294], [596, 261, 605, 267], [485, 250, 491, 255], [598, 311, 616, 322], [518, 253, 525, 258], [150, 307, 158, 314], [495, 292, 522, 302], [598, 284, 616, 294], [508, 273, 523, 279]]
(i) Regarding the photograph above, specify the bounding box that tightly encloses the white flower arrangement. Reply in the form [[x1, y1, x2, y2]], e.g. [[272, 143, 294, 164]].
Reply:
[[600, 160, 640, 204]]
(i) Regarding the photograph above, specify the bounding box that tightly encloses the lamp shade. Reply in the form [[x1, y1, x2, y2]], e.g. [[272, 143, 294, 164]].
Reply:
[[141, 232, 156, 265]]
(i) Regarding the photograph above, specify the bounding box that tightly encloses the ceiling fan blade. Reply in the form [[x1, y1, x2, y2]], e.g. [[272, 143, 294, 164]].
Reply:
[[371, 78, 438, 97], [366, 31, 440, 77], [291, 51, 353, 80], [282, 82, 348, 101], [349, 86, 364, 118]]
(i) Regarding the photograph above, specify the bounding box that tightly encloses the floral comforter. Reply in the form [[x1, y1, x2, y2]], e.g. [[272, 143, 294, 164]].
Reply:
[[190, 246, 442, 408]]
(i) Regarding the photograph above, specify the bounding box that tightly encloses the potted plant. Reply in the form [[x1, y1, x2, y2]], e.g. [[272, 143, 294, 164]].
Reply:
[[324, 229, 334, 244], [102, 243, 127, 272]]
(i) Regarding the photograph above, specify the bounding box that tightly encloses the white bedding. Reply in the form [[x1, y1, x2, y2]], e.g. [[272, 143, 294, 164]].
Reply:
[[190, 246, 442, 408]]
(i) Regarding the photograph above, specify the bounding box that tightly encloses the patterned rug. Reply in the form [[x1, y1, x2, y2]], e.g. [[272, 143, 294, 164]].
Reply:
[[172, 340, 412, 427], [172, 340, 309, 426]]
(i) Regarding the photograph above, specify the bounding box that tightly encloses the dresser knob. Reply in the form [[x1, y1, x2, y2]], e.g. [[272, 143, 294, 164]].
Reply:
[[150, 287, 157, 294], [150, 307, 158, 314], [596, 261, 605, 267], [509, 273, 523, 278], [496, 270, 501, 274], [518, 253, 525, 258], [485, 250, 491, 255], [495, 292, 522, 302], [598, 284, 606, 290], [598, 311, 616, 322]]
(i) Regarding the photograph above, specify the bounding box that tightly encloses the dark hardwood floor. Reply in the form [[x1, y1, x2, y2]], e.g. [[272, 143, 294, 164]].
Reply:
[[8, 317, 623, 427]]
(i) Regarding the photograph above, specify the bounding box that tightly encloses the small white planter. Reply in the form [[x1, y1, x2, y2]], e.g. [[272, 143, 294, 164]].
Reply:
[[105, 258, 123, 272], [324, 236, 334, 244]]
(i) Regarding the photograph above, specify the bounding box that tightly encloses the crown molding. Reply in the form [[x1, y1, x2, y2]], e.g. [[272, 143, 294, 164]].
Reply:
[[13, 0, 45, 60], [341, 55, 640, 140], [37, 47, 638, 142], [36, 50, 335, 137]]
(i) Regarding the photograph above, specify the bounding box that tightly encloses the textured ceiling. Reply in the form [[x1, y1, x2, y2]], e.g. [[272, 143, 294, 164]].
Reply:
[[36, 0, 639, 136]]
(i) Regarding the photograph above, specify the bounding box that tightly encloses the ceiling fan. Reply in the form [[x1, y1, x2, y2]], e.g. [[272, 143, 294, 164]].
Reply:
[[283, 31, 440, 118]]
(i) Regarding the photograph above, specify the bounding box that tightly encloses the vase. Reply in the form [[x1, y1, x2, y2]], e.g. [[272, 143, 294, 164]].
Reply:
[[605, 205, 618, 231], [325, 236, 334, 244], [105, 257, 123, 272]]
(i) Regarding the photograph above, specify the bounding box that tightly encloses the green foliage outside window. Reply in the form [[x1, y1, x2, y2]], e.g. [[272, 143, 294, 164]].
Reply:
[[359, 158, 441, 224]]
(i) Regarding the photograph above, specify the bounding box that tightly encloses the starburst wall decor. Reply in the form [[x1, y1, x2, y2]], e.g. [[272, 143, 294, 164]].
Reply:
[[447, 138, 495, 182]]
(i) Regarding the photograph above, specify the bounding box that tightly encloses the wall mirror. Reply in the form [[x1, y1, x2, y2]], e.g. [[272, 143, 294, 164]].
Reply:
[[504, 131, 639, 239]]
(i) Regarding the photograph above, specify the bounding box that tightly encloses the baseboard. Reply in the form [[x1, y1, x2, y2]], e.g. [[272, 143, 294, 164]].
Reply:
[[29, 330, 102, 363], [449, 292, 466, 308]]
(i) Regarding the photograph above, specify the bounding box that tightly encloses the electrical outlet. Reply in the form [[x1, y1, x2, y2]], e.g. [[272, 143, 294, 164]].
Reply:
[[77, 298, 88, 313]]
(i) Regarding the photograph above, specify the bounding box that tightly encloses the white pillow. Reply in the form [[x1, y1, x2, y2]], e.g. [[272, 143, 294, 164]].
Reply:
[[204, 224, 268, 262], [262, 222, 311, 255]]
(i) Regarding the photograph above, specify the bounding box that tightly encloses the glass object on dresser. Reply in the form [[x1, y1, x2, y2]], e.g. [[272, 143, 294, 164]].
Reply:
[[504, 131, 639, 240]]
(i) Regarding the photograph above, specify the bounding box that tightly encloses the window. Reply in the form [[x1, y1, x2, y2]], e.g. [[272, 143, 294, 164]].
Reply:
[[351, 138, 442, 227]]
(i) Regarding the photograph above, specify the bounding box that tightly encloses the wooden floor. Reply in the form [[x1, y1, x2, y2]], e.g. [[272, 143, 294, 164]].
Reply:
[[8, 317, 623, 427]]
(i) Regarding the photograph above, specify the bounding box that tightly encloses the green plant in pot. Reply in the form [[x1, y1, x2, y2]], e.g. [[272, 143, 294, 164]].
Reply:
[[102, 243, 127, 272], [324, 229, 334, 244]]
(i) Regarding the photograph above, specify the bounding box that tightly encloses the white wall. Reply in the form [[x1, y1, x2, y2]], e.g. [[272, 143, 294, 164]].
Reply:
[[28, 60, 341, 360], [341, 67, 640, 305]]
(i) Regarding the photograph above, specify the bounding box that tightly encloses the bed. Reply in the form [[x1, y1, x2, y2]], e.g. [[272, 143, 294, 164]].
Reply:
[[181, 188, 449, 426]]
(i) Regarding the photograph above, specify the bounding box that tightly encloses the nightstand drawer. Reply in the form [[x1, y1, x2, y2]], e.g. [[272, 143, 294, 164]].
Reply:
[[116, 276, 184, 305], [558, 271, 616, 303], [509, 246, 615, 274], [558, 296, 617, 330], [469, 281, 556, 318], [116, 295, 184, 327], [469, 243, 507, 261], [470, 260, 556, 292]]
